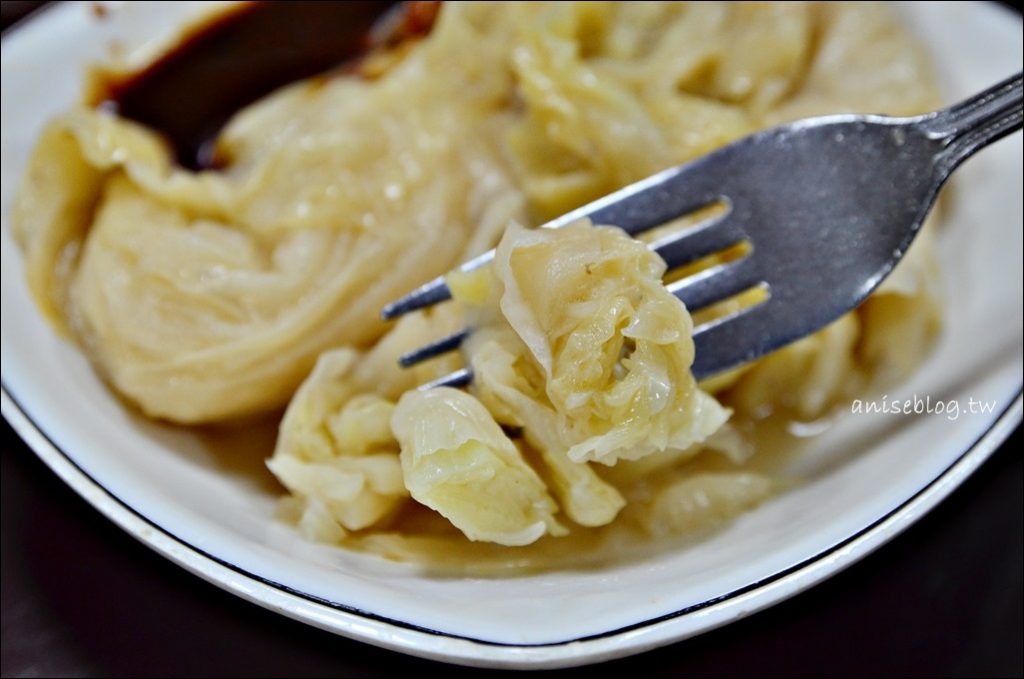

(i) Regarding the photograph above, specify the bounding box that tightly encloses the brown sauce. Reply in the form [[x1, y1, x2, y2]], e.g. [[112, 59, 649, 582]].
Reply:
[[93, 1, 439, 170]]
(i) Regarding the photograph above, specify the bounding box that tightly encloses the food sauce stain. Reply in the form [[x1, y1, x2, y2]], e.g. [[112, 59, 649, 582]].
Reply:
[[92, 1, 442, 170]]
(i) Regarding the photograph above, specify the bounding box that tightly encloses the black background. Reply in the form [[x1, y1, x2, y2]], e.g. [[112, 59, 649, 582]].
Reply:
[[2, 3, 1022, 677]]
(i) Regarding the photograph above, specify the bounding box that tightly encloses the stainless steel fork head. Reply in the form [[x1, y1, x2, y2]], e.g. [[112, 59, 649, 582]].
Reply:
[[385, 73, 1023, 386]]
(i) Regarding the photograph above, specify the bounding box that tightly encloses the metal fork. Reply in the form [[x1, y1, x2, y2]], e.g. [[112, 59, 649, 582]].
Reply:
[[383, 73, 1023, 388]]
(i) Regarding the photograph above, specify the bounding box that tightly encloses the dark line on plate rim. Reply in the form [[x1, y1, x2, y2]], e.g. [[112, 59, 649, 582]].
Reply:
[[2, 379, 1021, 648]]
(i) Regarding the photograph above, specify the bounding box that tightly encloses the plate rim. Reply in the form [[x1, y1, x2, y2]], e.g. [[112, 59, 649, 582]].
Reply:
[[3, 383, 1020, 668]]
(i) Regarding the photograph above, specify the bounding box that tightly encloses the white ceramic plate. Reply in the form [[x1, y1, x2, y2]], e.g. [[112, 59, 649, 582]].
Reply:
[[2, 1, 1021, 670]]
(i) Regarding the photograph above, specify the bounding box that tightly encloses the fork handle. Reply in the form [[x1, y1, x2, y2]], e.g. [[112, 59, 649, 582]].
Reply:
[[919, 71, 1023, 177]]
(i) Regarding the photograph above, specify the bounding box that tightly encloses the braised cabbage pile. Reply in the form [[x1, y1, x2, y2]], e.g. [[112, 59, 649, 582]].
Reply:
[[12, 1, 942, 568]]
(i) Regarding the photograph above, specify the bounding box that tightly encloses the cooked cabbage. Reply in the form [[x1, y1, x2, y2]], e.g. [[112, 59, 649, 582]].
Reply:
[[12, 1, 943, 569], [266, 309, 464, 538], [266, 349, 408, 536], [392, 388, 565, 546], [465, 221, 730, 465]]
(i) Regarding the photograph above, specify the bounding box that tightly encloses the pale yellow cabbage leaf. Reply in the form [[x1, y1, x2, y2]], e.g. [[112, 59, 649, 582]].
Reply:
[[266, 349, 407, 535], [459, 221, 730, 467], [392, 388, 565, 546]]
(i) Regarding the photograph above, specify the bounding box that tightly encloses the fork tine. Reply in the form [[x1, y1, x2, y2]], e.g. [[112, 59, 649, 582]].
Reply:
[[381, 249, 496, 321], [667, 255, 763, 311], [418, 367, 474, 391], [381, 277, 456, 320], [690, 302, 773, 379], [650, 210, 745, 269], [380, 272, 468, 323], [399, 328, 470, 367]]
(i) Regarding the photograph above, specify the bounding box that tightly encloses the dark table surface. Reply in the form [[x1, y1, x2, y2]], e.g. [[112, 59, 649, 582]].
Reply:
[[2, 3, 1022, 677]]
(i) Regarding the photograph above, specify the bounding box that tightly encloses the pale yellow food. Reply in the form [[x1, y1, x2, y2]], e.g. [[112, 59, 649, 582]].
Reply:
[[463, 222, 730, 466], [452, 221, 731, 528], [266, 349, 407, 537], [12, 2, 942, 567], [392, 387, 566, 546]]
